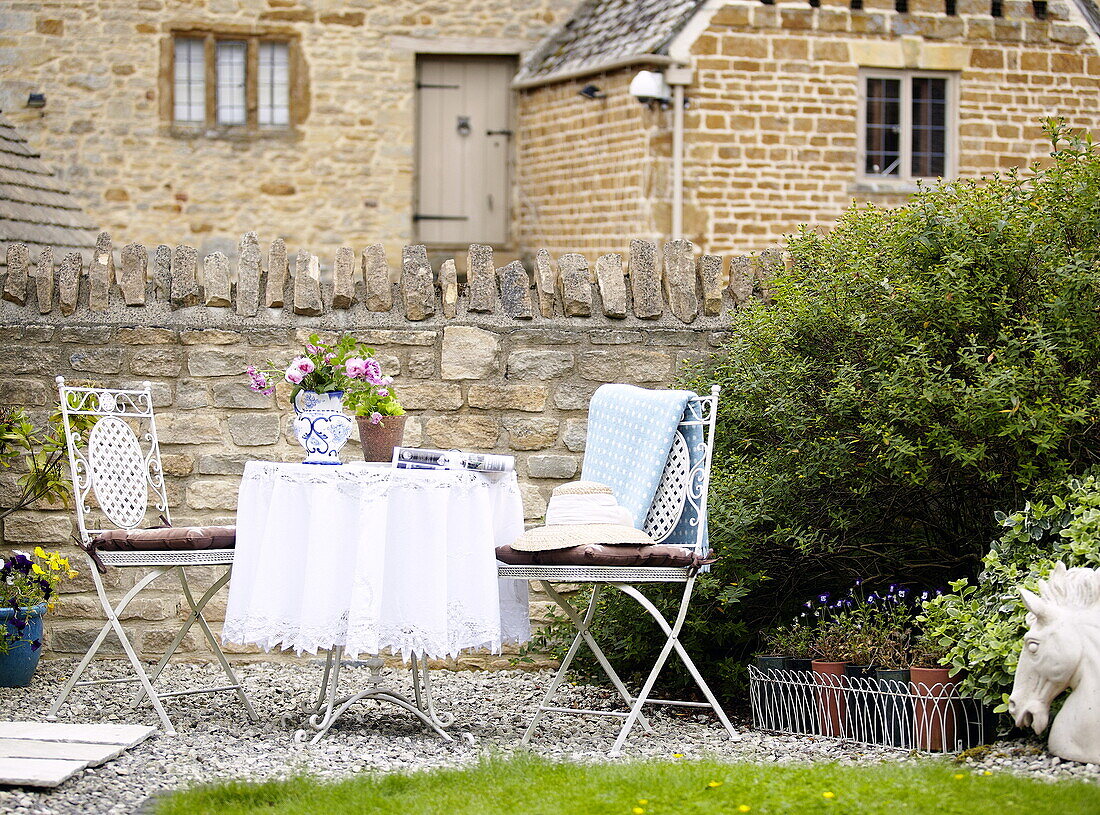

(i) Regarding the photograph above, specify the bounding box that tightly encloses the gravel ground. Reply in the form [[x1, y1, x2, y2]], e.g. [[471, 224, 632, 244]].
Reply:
[[1, 659, 1096, 814]]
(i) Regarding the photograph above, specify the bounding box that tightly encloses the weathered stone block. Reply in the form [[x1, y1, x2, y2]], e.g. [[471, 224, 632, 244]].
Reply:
[[497, 260, 534, 319], [527, 454, 578, 479], [441, 326, 500, 379], [34, 246, 53, 313], [398, 382, 463, 411], [590, 330, 642, 345], [265, 237, 289, 308], [247, 328, 291, 346], [50, 627, 129, 656], [504, 418, 559, 451], [0, 378, 47, 405], [558, 253, 592, 317], [424, 416, 500, 449], [118, 327, 176, 344], [629, 239, 662, 319], [648, 329, 699, 346], [562, 418, 587, 452], [58, 252, 81, 316], [467, 244, 497, 313], [187, 349, 250, 377], [197, 453, 253, 475], [3, 514, 72, 543], [362, 329, 438, 346], [181, 329, 240, 345], [60, 326, 112, 343], [699, 254, 724, 316], [211, 380, 273, 409], [401, 244, 435, 321], [1, 346, 61, 374], [510, 329, 582, 346], [507, 350, 574, 380], [3, 243, 29, 305], [130, 348, 183, 377], [468, 384, 547, 412], [156, 413, 221, 444], [161, 454, 194, 477], [595, 253, 628, 318], [203, 251, 232, 307], [171, 244, 200, 308], [119, 243, 147, 306], [236, 232, 261, 317], [293, 251, 323, 316], [439, 258, 458, 318], [186, 480, 239, 510], [362, 244, 392, 312], [153, 244, 172, 301], [227, 413, 280, 446], [728, 255, 754, 303], [534, 249, 558, 317], [553, 383, 598, 411], [89, 232, 113, 311], [520, 482, 548, 520], [332, 246, 356, 308], [174, 381, 212, 411], [663, 240, 699, 324], [407, 349, 435, 378], [70, 348, 122, 374]]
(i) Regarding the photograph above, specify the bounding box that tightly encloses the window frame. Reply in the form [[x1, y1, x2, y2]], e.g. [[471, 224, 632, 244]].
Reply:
[[167, 30, 299, 134], [856, 68, 958, 185]]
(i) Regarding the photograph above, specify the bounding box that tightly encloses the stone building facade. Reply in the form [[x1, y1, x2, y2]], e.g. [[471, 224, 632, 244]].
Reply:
[[4, 1, 1098, 265], [516, 0, 1100, 255], [0, 230, 744, 665]]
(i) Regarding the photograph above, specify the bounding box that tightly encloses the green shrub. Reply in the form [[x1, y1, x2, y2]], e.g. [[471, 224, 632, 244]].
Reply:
[[919, 476, 1100, 710], [547, 121, 1100, 699]]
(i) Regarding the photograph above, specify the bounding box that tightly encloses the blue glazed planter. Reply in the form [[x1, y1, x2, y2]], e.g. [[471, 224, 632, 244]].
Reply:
[[0, 603, 46, 687], [292, 390, 353, 465]]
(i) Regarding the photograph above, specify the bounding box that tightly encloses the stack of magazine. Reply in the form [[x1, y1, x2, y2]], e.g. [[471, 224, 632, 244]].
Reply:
[[392, 447, 515, 472]]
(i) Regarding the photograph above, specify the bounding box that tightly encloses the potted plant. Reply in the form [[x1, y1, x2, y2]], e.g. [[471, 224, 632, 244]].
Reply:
[[342, 367, 405, 462], [1, 547, 77, 686], [758, 615, 816, 734], [909, 631, 958, 751], [809, 595, 854, 737], [246, 334, 388, 465]]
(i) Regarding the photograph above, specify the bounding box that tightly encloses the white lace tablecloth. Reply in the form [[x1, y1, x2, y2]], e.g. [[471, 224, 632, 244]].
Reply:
[[223, 461, 529, 660]]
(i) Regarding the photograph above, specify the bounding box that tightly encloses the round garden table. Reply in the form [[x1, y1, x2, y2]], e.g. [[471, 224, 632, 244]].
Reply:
[[223, 461, 528, 742]]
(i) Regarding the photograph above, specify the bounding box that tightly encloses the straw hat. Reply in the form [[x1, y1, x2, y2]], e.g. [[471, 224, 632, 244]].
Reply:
[[510, 481, 656, 552]]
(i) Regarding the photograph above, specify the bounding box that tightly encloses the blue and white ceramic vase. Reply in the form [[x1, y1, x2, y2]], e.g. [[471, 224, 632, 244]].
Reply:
[[292, 390, 353, 465]]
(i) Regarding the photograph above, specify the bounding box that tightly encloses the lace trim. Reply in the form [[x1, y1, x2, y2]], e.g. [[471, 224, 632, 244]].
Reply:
[[243, 461, 517, 497]]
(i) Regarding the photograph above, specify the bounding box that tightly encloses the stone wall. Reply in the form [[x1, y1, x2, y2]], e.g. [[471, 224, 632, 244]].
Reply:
[[0, 0, 577, 263], [517, 0, 1100, 255], [0, 231, 761, 667]]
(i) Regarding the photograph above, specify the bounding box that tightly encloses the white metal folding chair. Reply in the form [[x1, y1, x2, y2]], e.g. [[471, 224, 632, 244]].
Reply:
[[48, 377, 257, 734], [499, 385, 740, 755]]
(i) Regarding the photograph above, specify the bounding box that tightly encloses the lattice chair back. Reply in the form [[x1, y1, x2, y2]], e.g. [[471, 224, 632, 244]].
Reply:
[[56, 377, 171, 543], [641, 387, 718, 556]]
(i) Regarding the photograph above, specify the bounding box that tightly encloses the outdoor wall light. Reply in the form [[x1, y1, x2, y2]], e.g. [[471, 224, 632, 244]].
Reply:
[[26, 93, 46, 108], [578, 84, 605, 100], [629, 71, 672, 107]]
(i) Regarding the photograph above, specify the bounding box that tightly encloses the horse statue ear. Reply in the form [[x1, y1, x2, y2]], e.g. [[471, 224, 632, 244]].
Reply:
[[1020, 587, 1050, 623]]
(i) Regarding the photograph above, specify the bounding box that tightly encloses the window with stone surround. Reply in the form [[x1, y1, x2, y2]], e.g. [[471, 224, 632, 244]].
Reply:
[[859, 69, 957, 183], [165, 30, 304, 135]]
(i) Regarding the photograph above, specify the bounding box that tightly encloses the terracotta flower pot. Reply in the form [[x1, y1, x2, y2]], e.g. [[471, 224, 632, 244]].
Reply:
[[812, 660, 848, 737], [357, 414, 407, 462], [911, 666, 957, 751]]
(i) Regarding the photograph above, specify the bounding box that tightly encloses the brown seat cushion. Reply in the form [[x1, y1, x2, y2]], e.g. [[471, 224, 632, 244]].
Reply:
[[91, 525, 236, 553], [495, 543, 713, 568]]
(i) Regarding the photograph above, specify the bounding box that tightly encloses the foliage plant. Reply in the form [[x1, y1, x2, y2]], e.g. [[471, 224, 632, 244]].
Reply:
[[551, 121, 1100, 698], [918, 475, 1100, 710], [246, 333, 404, 425], [0, 547, 77, 654]]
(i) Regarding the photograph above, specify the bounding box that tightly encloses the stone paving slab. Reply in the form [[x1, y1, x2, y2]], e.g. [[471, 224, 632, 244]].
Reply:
[[0, 721, 155, 788]]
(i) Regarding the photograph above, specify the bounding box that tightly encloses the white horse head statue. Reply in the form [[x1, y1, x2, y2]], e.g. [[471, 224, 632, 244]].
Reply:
[[1009, 561, 1100, 764]]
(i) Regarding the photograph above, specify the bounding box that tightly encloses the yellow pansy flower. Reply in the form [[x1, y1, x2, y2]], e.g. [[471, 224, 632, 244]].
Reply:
[[738, 806, 751, 813], [34, 546, 46, 558], [823, 791, 836, 799], [953, 773, 965, 779], [707, 781, 723, 788], [31, 563, 45, 575], [632, 808, 645, 815]]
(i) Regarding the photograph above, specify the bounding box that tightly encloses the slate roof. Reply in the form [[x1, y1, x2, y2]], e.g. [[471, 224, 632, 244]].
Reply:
[[1075, 0, 1100, 39], [0, 113, 98, 270], [516, 0, 706, 83]]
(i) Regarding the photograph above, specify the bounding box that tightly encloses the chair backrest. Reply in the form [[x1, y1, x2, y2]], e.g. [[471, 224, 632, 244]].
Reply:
[[56, 377, 170, 542], [641, 385, 719, 554]]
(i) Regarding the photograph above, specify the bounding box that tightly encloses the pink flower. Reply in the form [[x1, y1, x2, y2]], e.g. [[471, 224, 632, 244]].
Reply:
[[345, 358, 367, 378], [382, 375, 394, 386], [377, 388, 389, 398], [246, 365, 270, 393], [369, 412, 383, 425], [305, 343, 321, 354], [363, 359, 383, 385], [292, 356, 315, 374], [285, 365, 304, 385]]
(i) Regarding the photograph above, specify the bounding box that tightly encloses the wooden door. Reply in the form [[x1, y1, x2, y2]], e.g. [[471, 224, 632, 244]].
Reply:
[[415, 56, 514, 246]]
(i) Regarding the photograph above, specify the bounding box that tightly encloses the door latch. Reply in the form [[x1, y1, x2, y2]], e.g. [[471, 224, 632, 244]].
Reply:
[[456, 116, 471, 137]]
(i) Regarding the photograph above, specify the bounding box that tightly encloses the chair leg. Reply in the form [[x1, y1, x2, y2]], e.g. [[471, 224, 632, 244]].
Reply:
[[49, 557, 177, 734], [609, 578, 740, 756], [522, 581, 652, 746]]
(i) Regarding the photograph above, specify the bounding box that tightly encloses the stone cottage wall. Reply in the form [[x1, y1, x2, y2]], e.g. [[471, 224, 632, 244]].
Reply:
[[0, 232, 768, 668], [517, 0, 1100, 255]]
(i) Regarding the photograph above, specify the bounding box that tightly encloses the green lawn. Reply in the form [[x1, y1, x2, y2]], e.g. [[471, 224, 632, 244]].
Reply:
[[155, 754, 1100, 815]]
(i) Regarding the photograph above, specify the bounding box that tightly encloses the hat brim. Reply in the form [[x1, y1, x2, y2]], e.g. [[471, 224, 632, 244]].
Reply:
[[510, 523, 656, 552]]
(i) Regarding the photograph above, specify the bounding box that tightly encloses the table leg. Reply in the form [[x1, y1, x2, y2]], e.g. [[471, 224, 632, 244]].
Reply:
[[293, 651, 455, 744]]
